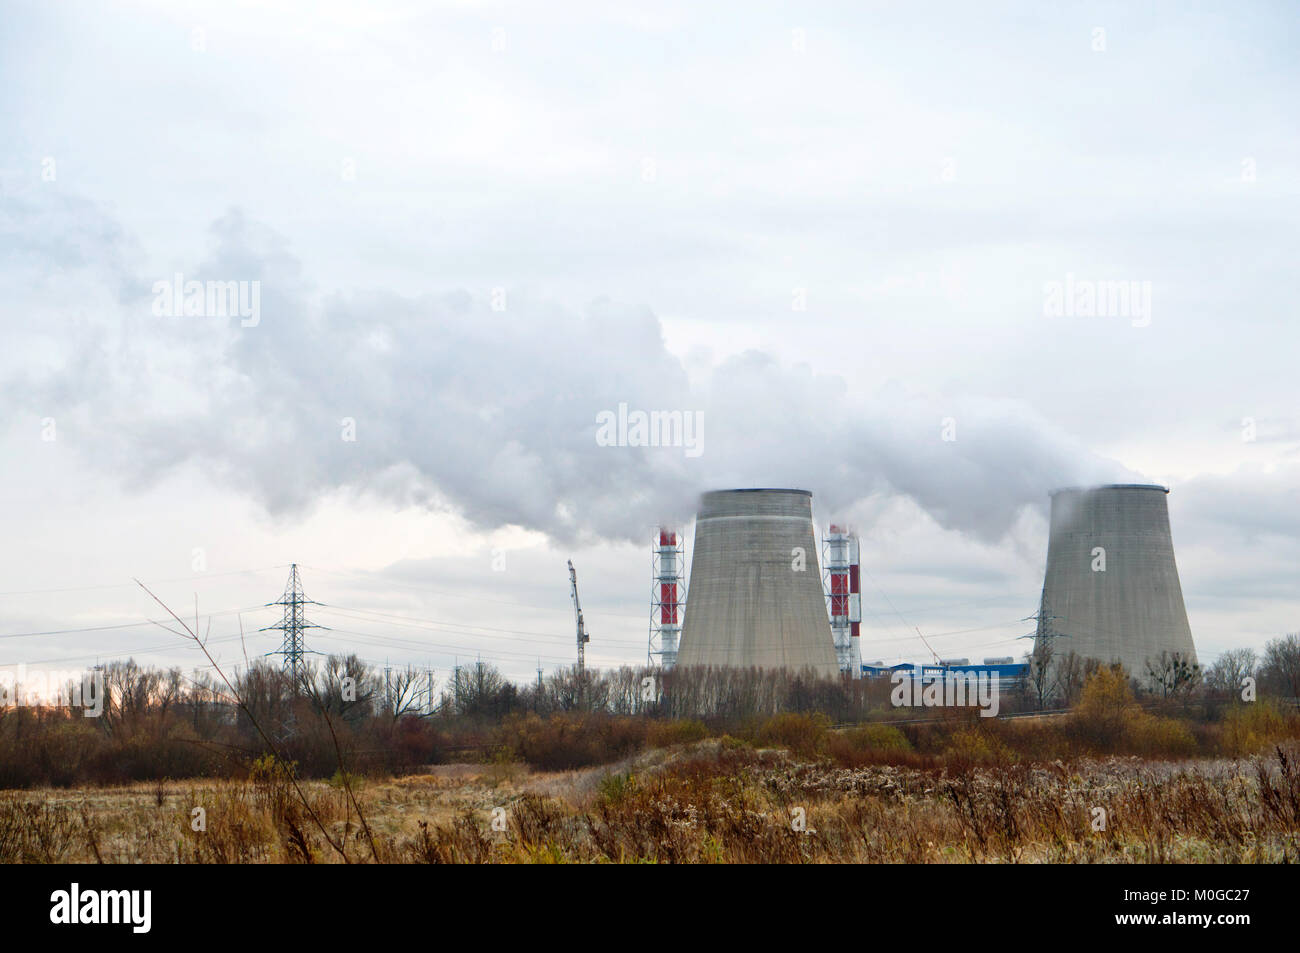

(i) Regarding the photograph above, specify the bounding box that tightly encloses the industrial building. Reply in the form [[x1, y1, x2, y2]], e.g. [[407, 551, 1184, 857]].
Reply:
[[862, 660, 1029, 686], [675, 488, 839, 676], [1035, 483, 1198, 677]]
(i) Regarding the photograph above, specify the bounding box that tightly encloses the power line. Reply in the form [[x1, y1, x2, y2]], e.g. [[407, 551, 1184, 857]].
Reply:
[[313, 627, 576, 665], [863, 618, 1029, 644], [315, 604, 647, 646], [0, 565, 290, 597], [857, 561, 943, 663], [2, 631, 256, 668], [0, 604, 275, 640], [298, 564, 647, 620], [3, 626, 570, 680]]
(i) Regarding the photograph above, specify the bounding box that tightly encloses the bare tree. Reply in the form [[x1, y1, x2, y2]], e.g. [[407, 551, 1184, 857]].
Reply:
[[236, 661, 296, 737], [312, 654, 378, 723], [1205, 648, 1257, 697], [1145, 651, 1202, 701], [1053, 650, 1087, 706], [605, 666, 645, 715], [452, 661, 522, 718], [155, 667, 184, 731], [100, 659, 162, 736], [545, 664, 608, 713], [380, 665, 425, 722], [1260, 634, 1300, 700], [1025, 639, 1055, 710]]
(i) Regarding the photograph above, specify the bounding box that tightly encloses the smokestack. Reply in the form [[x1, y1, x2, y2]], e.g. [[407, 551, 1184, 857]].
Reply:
[[676, 488, 838, 676], [649, 528, 684, 671], [1037, 483, 1198, 677], [824, 525, 862, 678]]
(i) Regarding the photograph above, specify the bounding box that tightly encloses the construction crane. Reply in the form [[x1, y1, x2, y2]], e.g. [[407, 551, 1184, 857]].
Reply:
[[567, 559, 590, 679]]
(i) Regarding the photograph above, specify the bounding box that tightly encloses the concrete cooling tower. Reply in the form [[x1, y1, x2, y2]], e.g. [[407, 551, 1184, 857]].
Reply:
[[1036, 484, 1197, 677], [677, 488, 839, 676]]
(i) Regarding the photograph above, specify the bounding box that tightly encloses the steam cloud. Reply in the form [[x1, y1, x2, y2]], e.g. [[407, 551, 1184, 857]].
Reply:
[[3, 198, 1134, 544]]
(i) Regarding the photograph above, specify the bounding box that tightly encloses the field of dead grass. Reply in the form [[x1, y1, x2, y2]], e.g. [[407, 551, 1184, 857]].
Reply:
[[2, 740, 1298, 863]]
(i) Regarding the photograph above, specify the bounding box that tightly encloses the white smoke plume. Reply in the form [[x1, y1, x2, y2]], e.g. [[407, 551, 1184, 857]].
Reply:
[[3, 197, 1134, 544]]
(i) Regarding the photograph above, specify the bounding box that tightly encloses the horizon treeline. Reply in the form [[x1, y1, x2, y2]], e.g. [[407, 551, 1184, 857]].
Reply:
[[0, 633, 1297, 788]]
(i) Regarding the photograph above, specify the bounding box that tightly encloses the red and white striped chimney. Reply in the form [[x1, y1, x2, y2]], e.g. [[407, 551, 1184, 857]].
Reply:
[[824, 525, 862, 678], [650, 529, 684, 670]]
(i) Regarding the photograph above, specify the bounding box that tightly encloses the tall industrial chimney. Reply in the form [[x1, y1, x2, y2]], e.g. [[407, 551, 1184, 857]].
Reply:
[[824, 525, 862, 678], [1036, 483, 1198, 678], [649, 528, 684, 670], [676, 489, 838, 676]]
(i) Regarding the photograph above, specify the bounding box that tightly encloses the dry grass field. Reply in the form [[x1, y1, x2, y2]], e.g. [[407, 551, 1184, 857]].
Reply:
[[3, 739, 1298, 863]]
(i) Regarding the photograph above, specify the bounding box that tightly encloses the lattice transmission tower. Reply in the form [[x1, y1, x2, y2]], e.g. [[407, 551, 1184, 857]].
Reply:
[[261, 563, 326, 688]]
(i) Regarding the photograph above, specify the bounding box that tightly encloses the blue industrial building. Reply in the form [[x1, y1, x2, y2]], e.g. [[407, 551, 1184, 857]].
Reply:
[[862, 660, 1029, 683]]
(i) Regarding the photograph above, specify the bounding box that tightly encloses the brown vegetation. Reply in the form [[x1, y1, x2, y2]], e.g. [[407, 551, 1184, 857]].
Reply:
[[3, 740, 1298, 863], [3, 656, 1299, 790]]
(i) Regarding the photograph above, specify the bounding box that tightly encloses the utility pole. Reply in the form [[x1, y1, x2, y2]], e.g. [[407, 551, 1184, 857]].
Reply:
[[261, 564, 326, 690]]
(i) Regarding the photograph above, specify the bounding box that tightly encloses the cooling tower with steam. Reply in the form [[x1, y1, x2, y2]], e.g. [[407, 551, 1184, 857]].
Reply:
[[1036, 484, 1197, 676], [677, 489, 839, 676]]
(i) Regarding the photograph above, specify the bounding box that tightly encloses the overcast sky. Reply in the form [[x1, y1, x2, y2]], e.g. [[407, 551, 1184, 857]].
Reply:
[[2, 0, 1297, 687]]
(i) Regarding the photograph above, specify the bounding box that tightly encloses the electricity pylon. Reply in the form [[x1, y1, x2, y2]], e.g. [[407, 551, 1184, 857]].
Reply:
[[261, 564, 326, 689]]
